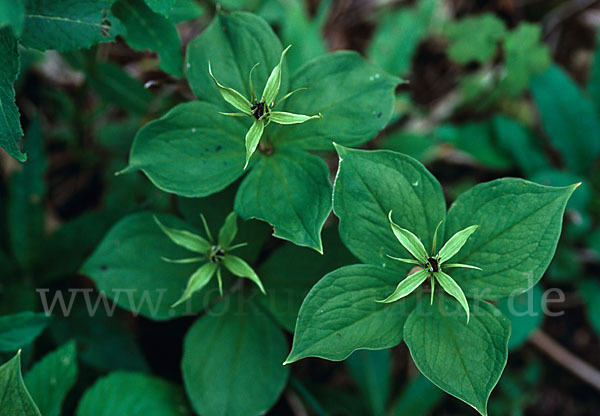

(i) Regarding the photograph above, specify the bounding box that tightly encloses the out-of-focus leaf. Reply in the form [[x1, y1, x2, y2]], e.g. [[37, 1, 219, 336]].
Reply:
[[0, 312, 49, 352], [25, 341, 77, 416], [112, 0, 183, 77], [144, 0, 175, 16], [167, 0, 203, 23], [0, 0, 25, 35], [589, 30, 600, 112], [379, 132, 437, 163], [21, 0, 122, 51], [86, 62, 153, 114], [444, 14, 506, 64], [497, 286, 544, 350], [579, 279, 600, 335], [0, 28, 25, 162], [368, 0, 437, 76], [346, 349, 391, 416], [391, 375, 444, 416], [531, 65, 600, 174], [8, 117, 46, 271]]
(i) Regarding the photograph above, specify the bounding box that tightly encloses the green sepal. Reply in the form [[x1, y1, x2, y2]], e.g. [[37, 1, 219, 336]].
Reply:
[[388, 211, 428, 262], [244, 119, 265, 169], [262, 44, 291, 106], [223, 255, 266, 294], [437, 225, 479, 264], [377, 269, 429, 303], [218, 212, 238, 248], [172, 262, 218, 307], [208, 62, 252, 115], [154, 216, 211, 253], [269, 111, 322, 125], [434, 271, 470, 323], [386, 255, 422, 265], [161, 256, 205, 264]]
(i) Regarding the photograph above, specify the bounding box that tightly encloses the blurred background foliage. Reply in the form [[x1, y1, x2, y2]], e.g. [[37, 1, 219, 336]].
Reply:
[[2, 0, 600, 415]]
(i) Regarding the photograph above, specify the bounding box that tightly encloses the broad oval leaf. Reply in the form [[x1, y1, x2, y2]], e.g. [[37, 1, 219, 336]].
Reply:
[[0, 312, 49, 352], [234, 147, 332, 252], [81, 212, 219, 320], [0, 352, 41, 416], [404, 297, 510, 416], [333, 146, 446, 271], [286, 264, 417, 363], [182, 295, 289, 416], [76, 371, 189, 416], [125, 102, 247, 197], [272, 51, 399, 150], [25, 341, 77, 416], [186, 11, 286, 107], [444, 178, 576, 299]]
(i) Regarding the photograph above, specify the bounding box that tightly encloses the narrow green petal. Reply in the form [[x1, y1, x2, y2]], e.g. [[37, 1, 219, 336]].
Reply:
[[248, 62, 260, 102], [222, 255, 266, 294], [218, 211, 238, 248], [199, 213, 213, 242], [430, 276, 435, 305], [171, 262, 218, 307], [274, 87, 307, 107], [261, 45, 291, 106], [443, 263, 482, 271], [388, 211, 428, 262], [208, 62, 252, 115], [219, 112, 250, 117], [385, 255, 422, 265], [161, 256, 205, 264], [376, 269, 429, 303], [244, 119, 265, 169], [269, 111, 322, 125], [227, 242, 248, 251], [437, 225, 479, 263], [434, 271, 470, 323], [217, 267, 223, 296], [154, 216, 211, 254], [431, 220, 443, 254]]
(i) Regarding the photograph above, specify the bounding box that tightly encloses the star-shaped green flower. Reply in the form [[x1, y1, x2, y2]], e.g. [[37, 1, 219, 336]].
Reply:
[[379, 211, 481, 322], [208, 45, 322, 168], [154, 212, 265, 307]]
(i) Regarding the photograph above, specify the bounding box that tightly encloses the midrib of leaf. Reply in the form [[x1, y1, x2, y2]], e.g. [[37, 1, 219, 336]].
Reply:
[[24, 14, 104, 28]]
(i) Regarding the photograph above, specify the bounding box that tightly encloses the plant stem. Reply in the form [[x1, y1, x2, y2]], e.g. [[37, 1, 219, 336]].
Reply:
[[530, 330, 600, 392]]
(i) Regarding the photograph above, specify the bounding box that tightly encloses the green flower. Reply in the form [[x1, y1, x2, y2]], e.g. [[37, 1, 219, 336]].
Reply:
[[378, 211, 481, 322], [154, 212, 265, 307], [208, 45, 322, 168]]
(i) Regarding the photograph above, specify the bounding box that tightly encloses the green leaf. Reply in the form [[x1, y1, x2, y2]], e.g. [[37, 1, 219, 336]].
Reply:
[[167, 0, 203, 24], [497, 286, 544, 350], [445, 14, 506, 64], [21, 0, 121, 51], [0, 28, 25, 162], [589, 29, 600, 112], [144, 0, 174, 16], [76, 371, 189, 416], [258, 228, 356, 331], [437, 225, 478, 263], [112, 0, 183, 77], [0, 352, 41, 415], [222, 255, 265, 293], [390, 375, 444, 416], [182, 295, 289, 416], [346, 349, 391, 416], [368, 0, 437, 76], [208, 61, 252, 115], [434, 271, 470, 322], [333, 146, 446, 270], [0, 312, 49, 352], [444, 178, 576, 299], [172, 262, 217, 307], [8, 116, 46, 270], [153, 215, 210, 253], [186, 12, 286, 108], [217, 211, 238, 248], [286, 264, 417, 363], [269, 111, 321, 125], [404, 297, 510, 416], [125, 102, 247, 197], [531, 65, 600, 174], [0, 0, 25, 35], [262, 44, 290, 105], [388, 212, 429, 262], [25, 341, 77, 416], [244, 118, 264, 168], [378, 269, 429, 303], [81, 212, 219, 320], [235, 147, 332, 252], [272, 51, 399, 150]]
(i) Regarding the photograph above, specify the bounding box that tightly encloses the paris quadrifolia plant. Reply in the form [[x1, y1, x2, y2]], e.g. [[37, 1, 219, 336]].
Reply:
[[379, 211, 481, 322], [208, 45, 323, 168], [154, 212, 265, 307]]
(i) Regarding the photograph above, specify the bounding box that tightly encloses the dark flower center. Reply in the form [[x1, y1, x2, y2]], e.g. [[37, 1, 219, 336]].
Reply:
[[209, 246, 225, 263], [251, 102, 267, 120], [427, 257, 439, 273]]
